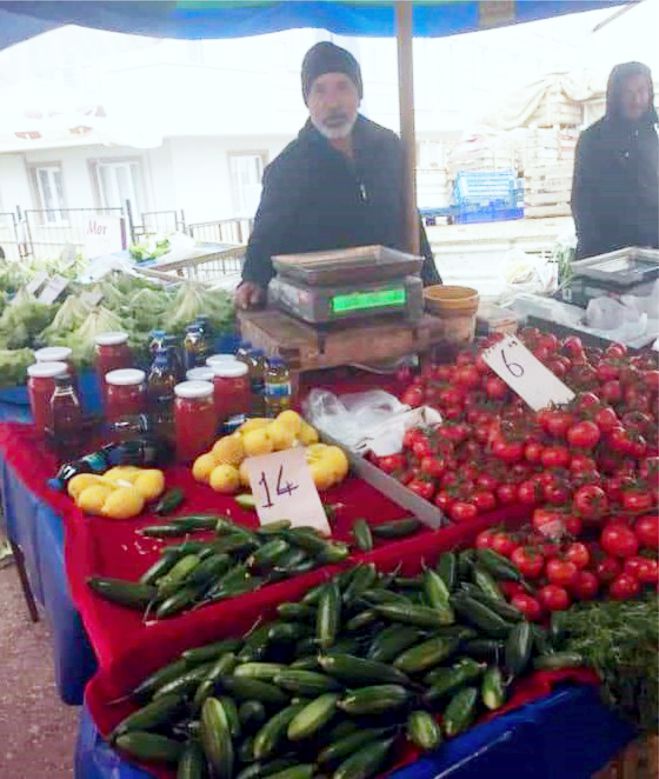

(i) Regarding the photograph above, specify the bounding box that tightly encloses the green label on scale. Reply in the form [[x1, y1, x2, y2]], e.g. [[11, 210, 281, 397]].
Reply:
[[331, 287, 407, 313]]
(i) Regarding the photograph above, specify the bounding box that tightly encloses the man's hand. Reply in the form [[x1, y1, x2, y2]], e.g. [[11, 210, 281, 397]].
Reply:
[[235, 281, 267, 310]]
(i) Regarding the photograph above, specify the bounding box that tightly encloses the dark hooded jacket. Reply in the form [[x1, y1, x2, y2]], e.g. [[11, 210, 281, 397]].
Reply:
[[571, 62, 659, 260], [241, 114, 440, 288]]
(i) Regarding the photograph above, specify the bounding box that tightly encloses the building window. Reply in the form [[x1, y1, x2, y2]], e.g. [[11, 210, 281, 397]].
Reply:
[[34, 165, 67, 223], [229, 153, 266, 217], [94, 159, 144, 218]]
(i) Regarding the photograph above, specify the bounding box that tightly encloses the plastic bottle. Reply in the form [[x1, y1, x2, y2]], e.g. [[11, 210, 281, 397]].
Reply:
[[147, 348, 177, 413], [264, 357, 292, 417], [183, 325, 208, 371], [247, 348, 268, 415], [149, 330, 166, 358], [163, 335, 184, 381]]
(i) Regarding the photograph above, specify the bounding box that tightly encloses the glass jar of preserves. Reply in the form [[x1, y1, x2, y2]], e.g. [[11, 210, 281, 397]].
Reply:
[[186, 366, 215, 382], [27, 361, 68, 435], [212, 361, 250, 423], [174, 380, 217, 462], [105, 368, 146, 422], [35, 345, 78, 388], [95, 332, 132, 388]]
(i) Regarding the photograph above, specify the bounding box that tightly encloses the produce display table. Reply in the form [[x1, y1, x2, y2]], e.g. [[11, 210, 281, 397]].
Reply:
[[75, 685, 634, 779]]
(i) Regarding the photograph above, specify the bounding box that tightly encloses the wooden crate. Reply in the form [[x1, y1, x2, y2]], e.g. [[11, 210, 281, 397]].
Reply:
[[594, 735, 659, 779]]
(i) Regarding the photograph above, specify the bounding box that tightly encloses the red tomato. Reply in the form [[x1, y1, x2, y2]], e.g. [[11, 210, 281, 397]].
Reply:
[[524, 441, 544, 464], [546, 558, 579, 588], [601, 523, 639, 558], [485, 376, 508, 400], [511, 593, 543, 621], [621, 488, 654, 514], [605, 343, 627, 359], [643, 369, 659, 394], [564, 514, 584, 537], [532, 507, 566, 539], [443, 405, 464, 421], [475, 472, 499, 492], [548, 358, 568, 378], [600, 380, 623, 405], [575, 391, 600, 410], [420, 456, 446, 479], [511, 546, 545, 579], [564, 542, 590, 569], [490, 532, 517, 558], [412, 438, 433, 459], [454, 365, 481, 389], [596, 361, 620, 382], [517, 479, 544, 506], [541, 446, 571, 469], [562, 335, 584, 356], [496, 483, 519, 506], [538, 584, 571, 611], [491, 438, 525, 464], [434, 490, 453, 512], [594, 406, 620, 433], [500, 581, 526, 599], [595, 556, 622, 583], [634, 514, 659, 549], [567, 420, 601, 450], [450, 501, 478, 524], [472, 490, 497, 514], [609, 573, 640, 600], [401, 386, 424, 407], [571, 570, 598, 600], [403, 428, 423, 450], [407, 478, 435, 501], [570, 454, 597, 474], [475, 529, 497, 549], [541, 410, 575, 439], [544, 480, 572, 506], [640, 458, 659, 488], [572, 485, 608, 521], [634, 558, 659, 584], [377, 453, 406, 474]]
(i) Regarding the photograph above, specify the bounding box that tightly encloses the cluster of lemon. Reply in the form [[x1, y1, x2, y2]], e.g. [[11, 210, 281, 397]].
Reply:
[[192, 409, 349, 494], [67, 467, 166, 519]]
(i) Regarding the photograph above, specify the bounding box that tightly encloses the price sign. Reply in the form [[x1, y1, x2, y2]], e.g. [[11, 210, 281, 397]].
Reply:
[[38, 274, 69, 305], [482, 334, 575, 411], [83, 214, 123, 259], [26, 271, 48, 296], [244, 446, 330, 535], [81, 289, 104, 307]]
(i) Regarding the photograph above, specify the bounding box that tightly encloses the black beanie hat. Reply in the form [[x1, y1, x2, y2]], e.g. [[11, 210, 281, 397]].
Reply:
[[301, 41, 363, 104]]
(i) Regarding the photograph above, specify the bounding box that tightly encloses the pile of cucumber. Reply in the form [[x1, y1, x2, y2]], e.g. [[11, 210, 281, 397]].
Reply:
[[88, 516, 421, 621], [109, 549, 582, 778]]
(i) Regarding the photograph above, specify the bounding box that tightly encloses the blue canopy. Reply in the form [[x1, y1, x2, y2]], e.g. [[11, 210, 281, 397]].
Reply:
[[0, 1, 627, 48]]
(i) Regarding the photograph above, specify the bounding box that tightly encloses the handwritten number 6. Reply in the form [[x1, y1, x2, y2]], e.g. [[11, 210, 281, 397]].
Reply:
[[501, 349, 524, 378]]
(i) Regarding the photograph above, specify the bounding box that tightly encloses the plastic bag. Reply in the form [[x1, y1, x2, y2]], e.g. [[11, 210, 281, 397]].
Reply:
[[585, 296, 647, 339], [304, 389, 442, 457]]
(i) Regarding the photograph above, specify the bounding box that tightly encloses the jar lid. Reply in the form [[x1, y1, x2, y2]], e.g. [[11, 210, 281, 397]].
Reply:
[[175, 380, 214, 399], [186, 367, 214, 381], [27, 361, 68, 379], [95, 331, 128, 347], [213, 361, 248, 378], [105, 368, 146, 386], [34, 346, 72, 362], [206, 353, 235, 367]]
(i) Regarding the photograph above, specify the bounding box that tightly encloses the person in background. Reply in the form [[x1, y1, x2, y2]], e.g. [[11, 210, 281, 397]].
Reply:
[[236, 41, 440, 309], [571, 61, 658, 260]]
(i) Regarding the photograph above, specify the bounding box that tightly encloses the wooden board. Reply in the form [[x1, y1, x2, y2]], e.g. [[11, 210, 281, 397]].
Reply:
[[238, 308, 472, 372]]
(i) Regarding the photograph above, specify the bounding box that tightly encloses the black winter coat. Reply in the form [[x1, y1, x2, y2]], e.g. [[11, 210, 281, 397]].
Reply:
[[571, 117, 659, 260], [241, 115, 440, 287]]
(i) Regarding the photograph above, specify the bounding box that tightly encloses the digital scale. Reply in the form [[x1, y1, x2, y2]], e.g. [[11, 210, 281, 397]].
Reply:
[[559, 247, 659, 308], [268, 245, 424, 325]]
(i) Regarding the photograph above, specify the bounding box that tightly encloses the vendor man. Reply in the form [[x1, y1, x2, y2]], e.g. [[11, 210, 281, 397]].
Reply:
[[236, 41, 440, 309], [571, 61, 658, 260]]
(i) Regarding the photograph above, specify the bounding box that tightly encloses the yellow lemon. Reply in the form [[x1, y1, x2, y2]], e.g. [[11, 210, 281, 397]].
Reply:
[[298, 421, 319, 445], [103, 466, 141, 483], [276, 409, 303, 436], [132, 469, 166, 501], [192, 452, 217, 484], [77, 484, 115, 515], [209, 464, 241, 494], [308, 460, 336, 491], [239, 460, 252, 488], [101, 486, 145, 520], [67, 473, 105, 501], [243, 428, 274, 457], [238, 418, 271, 435], [212, 435, 245, 466], [267, 420, 296, 451], [305, 443, 328, 464], [323, 446, 350, 481]]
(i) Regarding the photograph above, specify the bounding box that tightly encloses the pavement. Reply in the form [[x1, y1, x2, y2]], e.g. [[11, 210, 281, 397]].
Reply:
[[0, 562, 77, 778]]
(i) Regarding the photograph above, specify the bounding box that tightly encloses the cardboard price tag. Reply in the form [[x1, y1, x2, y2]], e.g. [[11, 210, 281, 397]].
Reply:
[[244, 446, 331, 535], [38, 274, 69, 305], [482, 334, 575, 411], [81, 289, 104, 307], [26, 271, 48, 296]]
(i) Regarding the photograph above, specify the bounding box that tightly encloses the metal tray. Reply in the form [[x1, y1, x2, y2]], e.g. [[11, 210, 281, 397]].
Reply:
[[572, 246, 659, 286], [272, 245, 423, 287]]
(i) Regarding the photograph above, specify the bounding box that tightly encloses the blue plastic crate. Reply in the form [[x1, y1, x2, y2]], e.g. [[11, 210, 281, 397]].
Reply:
[[453, 170, 518, 209], [452, 204, 524, 224]]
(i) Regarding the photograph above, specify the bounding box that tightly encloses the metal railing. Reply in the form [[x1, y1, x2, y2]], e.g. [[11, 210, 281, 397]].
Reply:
[[0, 211, 21, 260], [187, 217, 253, 245], [23, 206, 126, 259]]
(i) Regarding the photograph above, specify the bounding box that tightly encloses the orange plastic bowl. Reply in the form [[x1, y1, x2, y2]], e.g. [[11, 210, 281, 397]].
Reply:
[[423, 285, 479, 317]]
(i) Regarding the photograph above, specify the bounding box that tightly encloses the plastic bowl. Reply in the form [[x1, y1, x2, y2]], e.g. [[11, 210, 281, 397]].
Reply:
[[423, 285, 479, 318]]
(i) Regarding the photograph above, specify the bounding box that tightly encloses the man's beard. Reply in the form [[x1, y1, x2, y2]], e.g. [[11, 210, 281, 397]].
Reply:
[[311, 110, 358, 140]]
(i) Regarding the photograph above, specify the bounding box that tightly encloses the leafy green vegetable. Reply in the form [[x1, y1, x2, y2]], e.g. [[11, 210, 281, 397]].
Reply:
[[0, 348, 35, 388], [0, 289, 56, 349], [562, 596, 659, 733]]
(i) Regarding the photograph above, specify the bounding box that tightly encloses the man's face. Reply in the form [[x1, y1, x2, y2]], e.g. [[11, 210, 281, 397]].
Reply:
[[619, 73, 652, 121], [307, 72, 360, 139]]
